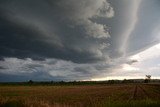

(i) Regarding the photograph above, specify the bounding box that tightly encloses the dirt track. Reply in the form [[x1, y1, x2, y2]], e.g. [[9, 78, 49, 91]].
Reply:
[[112, 84, 160, 102]]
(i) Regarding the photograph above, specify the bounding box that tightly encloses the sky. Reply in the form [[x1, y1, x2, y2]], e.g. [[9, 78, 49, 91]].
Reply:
[[0, 0, 160, 82]]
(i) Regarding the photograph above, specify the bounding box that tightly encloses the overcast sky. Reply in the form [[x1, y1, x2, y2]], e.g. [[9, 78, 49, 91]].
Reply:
[[0, 0, 160, 82]]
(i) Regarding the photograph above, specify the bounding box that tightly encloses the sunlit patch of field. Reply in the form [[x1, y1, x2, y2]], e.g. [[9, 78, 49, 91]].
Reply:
[[0, 84, 160, 107]]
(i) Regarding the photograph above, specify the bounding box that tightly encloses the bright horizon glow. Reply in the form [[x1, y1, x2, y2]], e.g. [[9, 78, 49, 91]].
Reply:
[[91, 43, 160, 81], [90, 76, 160, 81], [129, 43, 160, 61]]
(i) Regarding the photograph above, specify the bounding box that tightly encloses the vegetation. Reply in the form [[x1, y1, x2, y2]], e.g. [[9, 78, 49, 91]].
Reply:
[[0, 78, 159, 86], [0, 83, 160, 107], [144, 75, 152, 83]]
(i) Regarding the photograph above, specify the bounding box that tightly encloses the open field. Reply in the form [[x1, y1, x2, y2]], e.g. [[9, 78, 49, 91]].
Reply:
[[0, 84, 160, 107]]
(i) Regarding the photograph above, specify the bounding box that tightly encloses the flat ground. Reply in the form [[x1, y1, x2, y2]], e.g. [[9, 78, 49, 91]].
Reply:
[[0, 84, 160, 107]]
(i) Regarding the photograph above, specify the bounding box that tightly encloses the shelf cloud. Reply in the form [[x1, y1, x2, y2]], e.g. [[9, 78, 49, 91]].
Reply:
[[0, 0, 160, 81]]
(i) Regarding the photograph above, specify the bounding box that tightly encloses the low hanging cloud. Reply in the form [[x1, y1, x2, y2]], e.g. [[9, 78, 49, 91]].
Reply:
[[0, 57, 115, 81], [126, 59, 138, 65]]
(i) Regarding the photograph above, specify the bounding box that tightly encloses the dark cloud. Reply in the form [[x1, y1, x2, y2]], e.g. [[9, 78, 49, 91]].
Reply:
[[0, 0, 114, 63], [0, 66, 6, 69], [0, 72, 67, 82], [0, 57, 114, 81], [126, 59, 138, 65], [74, 67, 91, 74]]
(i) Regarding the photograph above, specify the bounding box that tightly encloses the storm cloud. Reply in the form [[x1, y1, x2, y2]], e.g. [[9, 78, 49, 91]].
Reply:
[[0, 0, 114, 63], [0, 0, 160, 81]]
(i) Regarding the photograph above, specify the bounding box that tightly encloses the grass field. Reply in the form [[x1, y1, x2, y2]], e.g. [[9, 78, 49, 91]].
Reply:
[[0, 84, 160, 107]]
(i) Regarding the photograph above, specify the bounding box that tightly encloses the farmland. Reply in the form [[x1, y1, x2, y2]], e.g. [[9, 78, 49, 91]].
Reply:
[[0, 83, 160, 107]]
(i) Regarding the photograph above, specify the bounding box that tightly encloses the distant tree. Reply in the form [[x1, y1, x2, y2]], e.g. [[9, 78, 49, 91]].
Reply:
[[108, 80, 115, 84], [50, 81, 54, 84], [146, 75, 151, 79], [144, 75, 151, 83], [122, 79, 127, 83], [28, 80, 34, 84]]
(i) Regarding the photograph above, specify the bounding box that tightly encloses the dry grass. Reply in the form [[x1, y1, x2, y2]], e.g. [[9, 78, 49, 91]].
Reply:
[[0, 84, 160, 107]]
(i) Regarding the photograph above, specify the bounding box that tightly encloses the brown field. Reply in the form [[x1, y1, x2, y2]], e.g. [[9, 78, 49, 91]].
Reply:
[[0, 84, 160, 107]]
